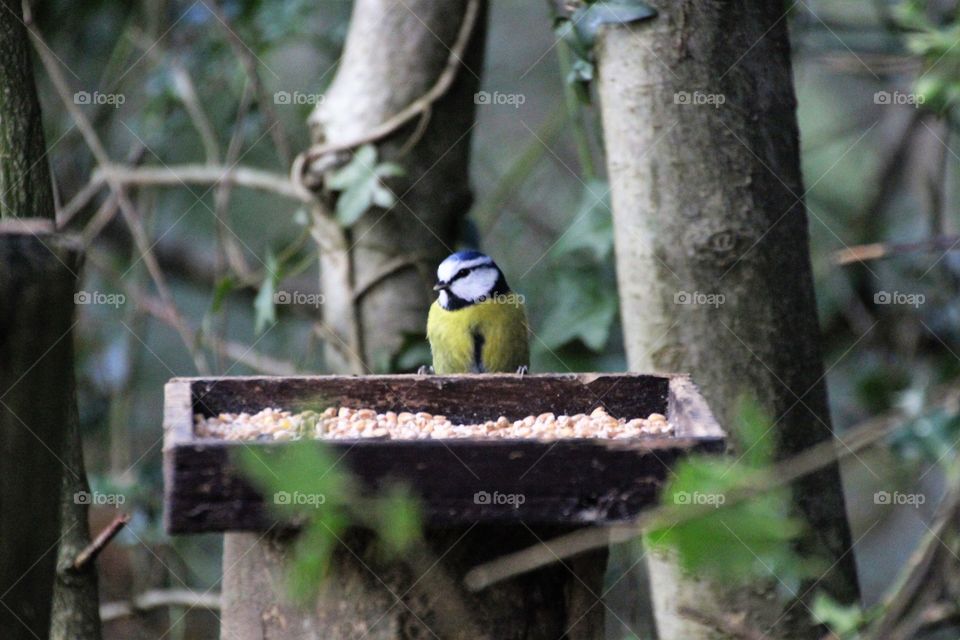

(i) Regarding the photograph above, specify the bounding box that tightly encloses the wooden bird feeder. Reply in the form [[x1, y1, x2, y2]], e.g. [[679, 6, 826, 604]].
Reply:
[[163, 373, 724, 639]]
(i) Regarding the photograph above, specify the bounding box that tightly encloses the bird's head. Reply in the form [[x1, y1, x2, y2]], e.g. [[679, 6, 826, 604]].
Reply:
[[434, 251, 510, 310]]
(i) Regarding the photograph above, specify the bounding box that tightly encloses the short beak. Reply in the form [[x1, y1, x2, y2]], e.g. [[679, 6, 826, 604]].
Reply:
[[433, 282, 448, 291]]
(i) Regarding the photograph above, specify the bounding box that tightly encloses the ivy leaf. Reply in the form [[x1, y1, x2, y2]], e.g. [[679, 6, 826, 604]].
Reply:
[[811, 592, 866, 638], [551, 179, 612, 261], [326, 144, 405, 227], [538, 268, 617, 351], [571, 0, 657, 49], [645, 402, 824, 593], [646, 458, 816, 593], [253, 249, 280, 334]]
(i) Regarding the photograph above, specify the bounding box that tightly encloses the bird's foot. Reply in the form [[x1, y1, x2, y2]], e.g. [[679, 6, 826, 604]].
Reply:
[[515, 365, 528, 376], [417, 365, 435, 375]]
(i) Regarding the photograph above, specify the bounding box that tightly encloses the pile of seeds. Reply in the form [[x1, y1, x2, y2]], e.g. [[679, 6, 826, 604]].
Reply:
[[195, 406, 672, 441]]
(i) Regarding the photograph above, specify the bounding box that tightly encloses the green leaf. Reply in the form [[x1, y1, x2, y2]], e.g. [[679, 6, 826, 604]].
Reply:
[[568, 58, 595, 84], [538, 267, 617, 351], [731, 395, 775, 469], [571, 0, 657, 49], [253, 249, 280, 334], [210, 276, 236, 314], [811, 592, 865, 638], [334, 178, 375, 226], [550, 179, 612, 260], [373, 485, 422, 555], [646, 457, 817, 592], [326, 145, 404, 227], [326, 144, 377, 190]]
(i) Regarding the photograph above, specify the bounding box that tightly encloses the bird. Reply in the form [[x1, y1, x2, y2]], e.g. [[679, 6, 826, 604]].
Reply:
[[426, 251, 529, 374]]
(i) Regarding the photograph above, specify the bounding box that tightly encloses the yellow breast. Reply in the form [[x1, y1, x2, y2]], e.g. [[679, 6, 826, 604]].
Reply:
[[426, 297, 529, 374]]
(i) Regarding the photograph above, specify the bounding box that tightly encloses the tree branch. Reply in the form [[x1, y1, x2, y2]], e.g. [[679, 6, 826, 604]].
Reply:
[[89, 164, 312, 203], [100, 588, 220, 623], [72, 514, 130, 572]]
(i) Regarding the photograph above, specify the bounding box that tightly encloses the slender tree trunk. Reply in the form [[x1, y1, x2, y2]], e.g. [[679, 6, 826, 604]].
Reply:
[[0, 2, 100, 638], [595, 1, 860, 637], [308, 0, 483, 373], [0, 0, 54, 220]]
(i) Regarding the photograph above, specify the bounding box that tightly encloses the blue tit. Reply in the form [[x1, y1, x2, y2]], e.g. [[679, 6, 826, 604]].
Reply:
[[426, 251, 529, 374]]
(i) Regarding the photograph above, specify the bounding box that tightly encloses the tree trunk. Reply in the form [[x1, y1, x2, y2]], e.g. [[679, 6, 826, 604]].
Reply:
[[308, 0, 482, 373], [0, 222, 82, 640], [220, 1, 608, 638], [595, 1, 860, 637], [0, 0, 54, 220], [0, 3, 100, 638]]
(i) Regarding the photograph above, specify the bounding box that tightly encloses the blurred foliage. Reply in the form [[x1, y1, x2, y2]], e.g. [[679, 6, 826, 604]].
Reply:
[[239, 442, 421, 600], [645, 398, 822, 597]]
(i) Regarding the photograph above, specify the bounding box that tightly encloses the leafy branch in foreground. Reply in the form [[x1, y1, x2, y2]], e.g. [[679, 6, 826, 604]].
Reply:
[[645, 397, 825, 597], [239, 442, 421, 600]]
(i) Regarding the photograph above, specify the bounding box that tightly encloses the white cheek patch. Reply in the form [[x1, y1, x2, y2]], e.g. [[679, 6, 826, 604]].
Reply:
[[450, 267, 499, 302]]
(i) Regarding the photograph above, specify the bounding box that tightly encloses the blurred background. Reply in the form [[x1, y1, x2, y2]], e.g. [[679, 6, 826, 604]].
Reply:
[[28, 0, 960, 637]]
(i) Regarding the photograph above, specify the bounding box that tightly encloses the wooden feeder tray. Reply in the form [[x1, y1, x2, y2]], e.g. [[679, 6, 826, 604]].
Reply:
[[164, 373, 724, 534]]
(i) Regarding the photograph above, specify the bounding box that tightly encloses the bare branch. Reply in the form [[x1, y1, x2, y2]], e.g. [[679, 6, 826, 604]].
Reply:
[[28, 21, 210, 373], [833, 235, 960, 265], [208, 0, 292, 165], [72, 514, 130, 572], [90, 164, 312, 203], [100, 589, 220, 623]]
